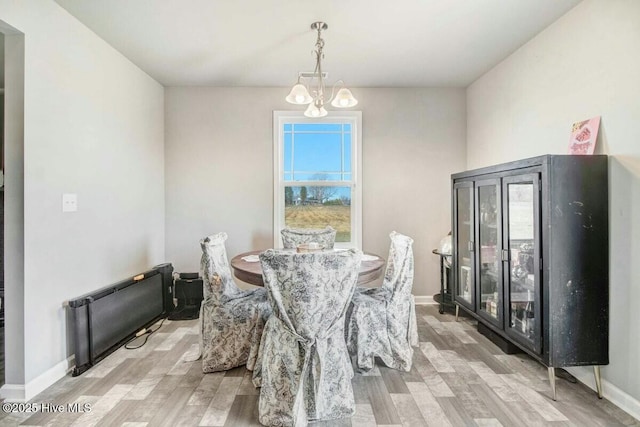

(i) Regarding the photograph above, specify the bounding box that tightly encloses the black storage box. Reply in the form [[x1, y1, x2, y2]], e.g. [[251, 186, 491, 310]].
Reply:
[[169, 276, 204, 320]]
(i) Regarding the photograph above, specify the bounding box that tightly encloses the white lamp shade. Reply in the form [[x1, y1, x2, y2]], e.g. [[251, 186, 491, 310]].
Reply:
[[330, 87, 358, 108], [304, 103, 328, 118], [286, 83, 313, 105]]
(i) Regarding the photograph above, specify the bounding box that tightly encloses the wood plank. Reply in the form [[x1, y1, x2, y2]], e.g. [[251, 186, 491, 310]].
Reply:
[[469, 382, 527, 426], [406, 381, 452, 427], [351, 372, 371, 405], [350, 403, 376, 427], [198, 376, 243, 426], [224, 394, 261, 427], [363, 376, 401, 425], [389, 392, 428, 426], [146, 386, 194, 427], [379, 366, 410, 394], [436, 396, 475, 427]]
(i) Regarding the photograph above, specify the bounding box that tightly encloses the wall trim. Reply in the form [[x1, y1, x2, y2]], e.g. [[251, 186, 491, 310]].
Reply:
[[566, 366, 640, 422], [0, 384, 25, 402], [414, 295, 436, 305], [0, 356, 74, 402]]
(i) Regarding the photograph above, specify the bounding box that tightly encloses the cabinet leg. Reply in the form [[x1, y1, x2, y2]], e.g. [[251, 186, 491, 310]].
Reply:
[[594, 366, 603, 399], [548, 367, 557, 401], [455, 304, 459, 322]]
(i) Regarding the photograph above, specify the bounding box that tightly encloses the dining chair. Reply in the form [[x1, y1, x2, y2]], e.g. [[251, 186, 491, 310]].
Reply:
[[280, 226, 337, 249], [253, 249, 362, 426], [345, 231, 419, 372], [199, 232, 272, 373]]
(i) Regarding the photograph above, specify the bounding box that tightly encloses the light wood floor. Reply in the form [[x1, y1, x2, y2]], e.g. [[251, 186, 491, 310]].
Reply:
[[1, 305, 638, 426]]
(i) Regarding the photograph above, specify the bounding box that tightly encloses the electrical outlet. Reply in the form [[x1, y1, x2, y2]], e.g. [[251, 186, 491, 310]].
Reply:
[[62, 193, 78, 212]]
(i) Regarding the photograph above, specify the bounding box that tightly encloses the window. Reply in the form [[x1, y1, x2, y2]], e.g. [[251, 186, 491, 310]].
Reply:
[[273, 111, 362, 248]]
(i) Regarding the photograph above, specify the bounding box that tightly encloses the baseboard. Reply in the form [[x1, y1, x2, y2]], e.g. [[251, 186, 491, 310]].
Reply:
[[0, 384, 25, 402], [0, 355, 74, 402], [414, 295, 436, 305], [565, 366, 640, 422]]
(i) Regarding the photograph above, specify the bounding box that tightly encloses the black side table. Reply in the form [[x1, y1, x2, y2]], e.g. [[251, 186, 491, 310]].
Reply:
[[432, 249, 454, 314]]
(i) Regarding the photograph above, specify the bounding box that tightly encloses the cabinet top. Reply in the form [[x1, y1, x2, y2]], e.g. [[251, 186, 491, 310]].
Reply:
[[451, 154, 608, 181]]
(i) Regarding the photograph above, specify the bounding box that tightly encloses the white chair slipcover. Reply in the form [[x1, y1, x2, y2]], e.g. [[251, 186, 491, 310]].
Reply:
[[199, 232, 272, 373], [253, 249, 362, 426], [280, 226, 337, 249], [345, 231, 419, 372]]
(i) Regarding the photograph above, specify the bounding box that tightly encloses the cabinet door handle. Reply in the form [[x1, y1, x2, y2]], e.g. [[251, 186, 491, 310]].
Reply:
[[468, 241, 475, 252], [501, 250, 510, 261]]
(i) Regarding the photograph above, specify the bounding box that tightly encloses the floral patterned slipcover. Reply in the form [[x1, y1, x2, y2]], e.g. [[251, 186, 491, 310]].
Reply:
[[280, 226, 337, 249], [345, 231, 419, 372], [252, 249, 362, 426], [199, 232, 272, 373]]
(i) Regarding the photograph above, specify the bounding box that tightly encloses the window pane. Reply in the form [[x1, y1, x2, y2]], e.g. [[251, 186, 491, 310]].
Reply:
[[284, 124, 292, 131], [284, 133, 292, 172], [344, 135, 352, 173], [293, 123, 342, 132], [293, 132, 342, 175], [344, 124, 351, 132], [284, 185, 351, 242]]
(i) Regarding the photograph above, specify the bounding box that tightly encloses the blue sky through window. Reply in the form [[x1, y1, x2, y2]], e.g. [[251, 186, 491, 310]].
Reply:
[[283, 123, 352, 182]]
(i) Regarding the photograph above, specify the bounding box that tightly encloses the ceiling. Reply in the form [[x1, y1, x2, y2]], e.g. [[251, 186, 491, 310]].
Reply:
[[54, 0, 581, 88]]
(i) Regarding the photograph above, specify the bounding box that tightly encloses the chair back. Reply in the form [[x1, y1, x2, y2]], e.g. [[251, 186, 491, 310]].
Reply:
[[381, 231, 415, 305], [257, 248, 362, 423], [280, 226, 337, 249], [260, 249, 360, 338], [200, 232, 246, 304]]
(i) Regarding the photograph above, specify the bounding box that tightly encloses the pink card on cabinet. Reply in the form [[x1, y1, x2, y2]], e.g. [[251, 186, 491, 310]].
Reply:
[[569, 116, 600, 155]]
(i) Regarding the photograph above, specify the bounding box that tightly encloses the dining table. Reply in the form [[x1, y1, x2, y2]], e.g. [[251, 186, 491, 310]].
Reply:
[[230, 249, 386, 286]]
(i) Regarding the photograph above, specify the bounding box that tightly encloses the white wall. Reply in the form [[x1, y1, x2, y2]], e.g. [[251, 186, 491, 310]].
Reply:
[[165, 87, 466, 297], [0, 1, 165, 400], [467, 0, 640, 417], [2, 26, 25, 390]]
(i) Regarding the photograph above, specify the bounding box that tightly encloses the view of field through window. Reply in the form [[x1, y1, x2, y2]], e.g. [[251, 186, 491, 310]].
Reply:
[[284, 186, 351, 242], [282, 123, 353, 242]]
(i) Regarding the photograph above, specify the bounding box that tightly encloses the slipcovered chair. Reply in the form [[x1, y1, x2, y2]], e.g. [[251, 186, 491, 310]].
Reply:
[[199, 232, 272, 373], [253, 249, 362, 426], [345, 231, 418, 372], [280, 226, 337, 249]]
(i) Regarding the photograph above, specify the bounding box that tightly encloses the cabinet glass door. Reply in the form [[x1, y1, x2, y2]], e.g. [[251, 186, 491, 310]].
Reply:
[[476, 180, 502, 327], [503, 174, 541, 353], [453, 182, 474, 310]]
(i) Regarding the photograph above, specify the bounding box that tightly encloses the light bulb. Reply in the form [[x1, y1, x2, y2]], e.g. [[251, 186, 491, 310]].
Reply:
[[286, 83, 312, 105], [304, 103, 328, 118], [331, 87, 358, 108]]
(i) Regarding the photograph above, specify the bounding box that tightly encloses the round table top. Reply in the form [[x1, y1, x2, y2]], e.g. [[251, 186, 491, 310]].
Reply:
[[230, 249, 385, 287]]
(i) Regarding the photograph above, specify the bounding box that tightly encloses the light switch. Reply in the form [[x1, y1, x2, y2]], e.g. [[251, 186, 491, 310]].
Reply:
[[62, 193, 78, 212]]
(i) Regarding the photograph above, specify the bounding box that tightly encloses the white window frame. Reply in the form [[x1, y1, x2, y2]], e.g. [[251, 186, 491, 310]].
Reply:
[[273, 110, 363, 249]]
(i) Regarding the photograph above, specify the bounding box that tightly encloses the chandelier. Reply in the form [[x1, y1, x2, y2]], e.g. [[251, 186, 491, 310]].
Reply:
[[285, 22, 358, 118]]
